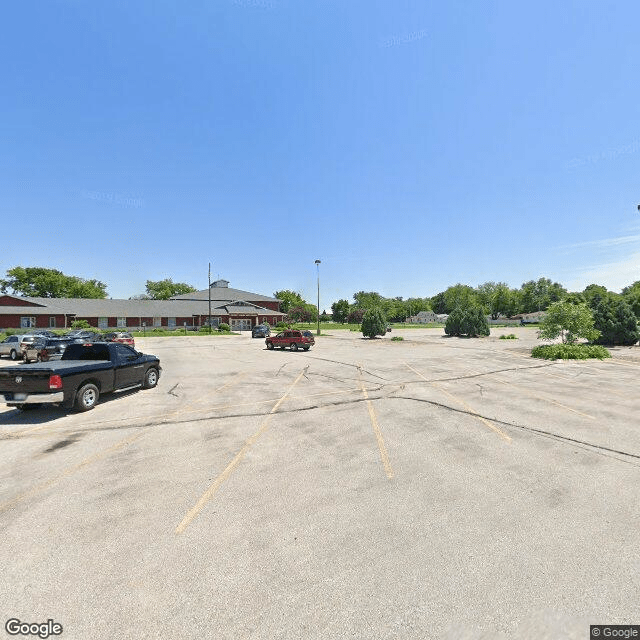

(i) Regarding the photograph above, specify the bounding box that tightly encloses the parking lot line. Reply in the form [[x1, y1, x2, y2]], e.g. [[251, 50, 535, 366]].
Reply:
[[358, 366, 394, 480], [175, 368, 307, 535], [404, 362, 512, 443]]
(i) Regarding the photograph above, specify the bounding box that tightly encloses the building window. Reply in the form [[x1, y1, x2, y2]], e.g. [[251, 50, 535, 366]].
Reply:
[[168, 317, 176, 328], [49, 317, 56, 328], [117, 317, 127, 328], [153, 317, 161, 327], [20, 317, 36, 328], [98, 317, 108, 329]]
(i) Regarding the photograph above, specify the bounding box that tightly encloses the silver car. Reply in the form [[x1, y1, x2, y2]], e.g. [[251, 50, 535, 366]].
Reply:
[[0, 335, 40, 361]]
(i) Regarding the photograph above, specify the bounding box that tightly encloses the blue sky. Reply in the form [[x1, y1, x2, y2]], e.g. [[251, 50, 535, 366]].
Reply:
[[2, 0, 639, 310]]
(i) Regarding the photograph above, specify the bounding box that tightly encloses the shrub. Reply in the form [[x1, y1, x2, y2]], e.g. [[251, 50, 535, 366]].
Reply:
[[538, 301, 599, 344], [592, 298, 639, 346], [361, 307, 387, 339], [70, 319, 92, 329], [445, 306, 489, 337], [276, 321, 287, 329], [218, 323, 230, 332], [531, 344, 611, 360], [499, 334, 518, 340], [391, 336, 404, 341], [460, 306, 490, 337], [444, 308, 464, 336]]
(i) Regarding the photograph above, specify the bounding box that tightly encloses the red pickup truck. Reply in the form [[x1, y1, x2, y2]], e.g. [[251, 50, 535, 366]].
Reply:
[[266, 330, 314, 351]]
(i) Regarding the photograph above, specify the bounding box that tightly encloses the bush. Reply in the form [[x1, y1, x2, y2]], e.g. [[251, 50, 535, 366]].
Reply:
[[347, 308, 365, 324], [218, 323, 230, 332], [70, 319, 92, 329], [460, 307, 490, 337], [361, 307, 387, 339], [592, 298, 639, 346], [499, 334, 518, 340], [391, 336, 404, 341], [276, 321, 287, 329], [445, 306, 489, 337], [444, 308, 464, 336], [531, 344, 611, 360]]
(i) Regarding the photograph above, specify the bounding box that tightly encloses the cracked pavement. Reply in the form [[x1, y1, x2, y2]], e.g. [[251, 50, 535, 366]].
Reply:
[[0, 328, 638, 639]]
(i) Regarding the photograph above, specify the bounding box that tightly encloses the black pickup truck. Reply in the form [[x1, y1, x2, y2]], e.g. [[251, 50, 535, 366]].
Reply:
[[0, 342, 161, 412]]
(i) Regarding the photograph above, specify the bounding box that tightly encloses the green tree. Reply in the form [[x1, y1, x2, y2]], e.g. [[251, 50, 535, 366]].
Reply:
[[361, 307, 387, 338], [444, 308, 464, 336], [145, 278, 197, 300], [288, 305, 317, 323], [519, 278, 567, 313], [0, 266, 108, 298], [476, 282, 514, 319], [274, 290, 306, 314], [353, 291, 384, 309], [443, 284, 478, 314], [430, 291, 447, 314], [538, 301, 599, 344], [347, 308, 365, 324], [460, 307, 490, 337], [592, 298, 639, 346], [331, 299, 350, 323]]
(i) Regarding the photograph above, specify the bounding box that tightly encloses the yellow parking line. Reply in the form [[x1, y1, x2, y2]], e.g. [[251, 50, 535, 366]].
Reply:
[[358, 367, 394, 479], [404, 363, 511, 443], [175, 369, 306, 535]]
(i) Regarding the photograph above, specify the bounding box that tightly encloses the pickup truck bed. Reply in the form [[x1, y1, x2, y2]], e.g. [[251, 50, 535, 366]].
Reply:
[[0, 342, 161, 411]]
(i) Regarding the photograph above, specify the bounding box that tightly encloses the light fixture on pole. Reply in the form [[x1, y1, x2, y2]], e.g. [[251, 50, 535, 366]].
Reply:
[[315, 259, 321, 336]]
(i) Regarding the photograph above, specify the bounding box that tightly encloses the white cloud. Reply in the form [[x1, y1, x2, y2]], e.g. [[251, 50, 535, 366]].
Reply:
[[566, 252, 640, 292], [558, 233, 640, 251]]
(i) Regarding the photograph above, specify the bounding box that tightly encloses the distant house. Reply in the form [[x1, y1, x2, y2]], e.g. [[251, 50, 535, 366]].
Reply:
[[0, 279, 286, 331], [510, 311, 547, 324], [406, 311, 438, 324]]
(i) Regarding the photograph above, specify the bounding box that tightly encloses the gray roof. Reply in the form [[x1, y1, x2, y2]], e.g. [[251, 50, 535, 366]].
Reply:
[[212, 302, 282, 316], [171, 285, 280, 303], [0, 295, 283, 317]]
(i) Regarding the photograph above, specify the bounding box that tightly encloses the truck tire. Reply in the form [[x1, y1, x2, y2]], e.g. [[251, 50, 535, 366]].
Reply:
[[143, 367, 159, 389], [10, 349, 17, 361], [266, 342, 274, 350], [290, 342, 298, 351], [76, 383, 99, 412]]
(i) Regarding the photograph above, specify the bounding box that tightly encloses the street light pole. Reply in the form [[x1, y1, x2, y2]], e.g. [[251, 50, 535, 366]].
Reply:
[[208, 262, 212, 335], [315, 259, 321, 336]]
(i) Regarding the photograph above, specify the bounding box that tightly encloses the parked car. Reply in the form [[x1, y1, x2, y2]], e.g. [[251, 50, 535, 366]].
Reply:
[[62, 330, 102, 343], [23, 338, 76, 363], [101, 332, 135, 347], [0, 342, 161, 412], [26, 330, 58, 338], [265, 330, 315, 351], [252, 324, 271, 338], [0, 335, 42, 360]]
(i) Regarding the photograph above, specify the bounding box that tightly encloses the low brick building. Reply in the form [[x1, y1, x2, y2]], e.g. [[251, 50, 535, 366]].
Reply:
[[0, 280, 285, 331]]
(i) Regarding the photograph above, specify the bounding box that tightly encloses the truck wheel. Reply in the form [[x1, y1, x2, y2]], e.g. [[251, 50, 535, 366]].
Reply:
[[76, 383, 99, 412], [10, 349, 17, 361], [291, 342, 298, 351], [267, 342, 274, 350], [143, 367, 159, 389]]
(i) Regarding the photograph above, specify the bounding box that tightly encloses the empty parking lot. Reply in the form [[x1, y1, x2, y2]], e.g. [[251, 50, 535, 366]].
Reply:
[[0, 328, 638, 639]]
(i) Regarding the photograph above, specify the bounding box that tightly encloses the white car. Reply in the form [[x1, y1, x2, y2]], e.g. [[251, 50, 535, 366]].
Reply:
[[0, 335, 40, 361]]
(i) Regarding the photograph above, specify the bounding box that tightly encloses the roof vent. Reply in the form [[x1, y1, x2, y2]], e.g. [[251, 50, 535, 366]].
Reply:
[[211, 279, 229, 288]]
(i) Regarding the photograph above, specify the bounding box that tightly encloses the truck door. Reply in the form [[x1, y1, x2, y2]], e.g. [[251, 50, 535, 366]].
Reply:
[[113, 344, 144, 389]]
